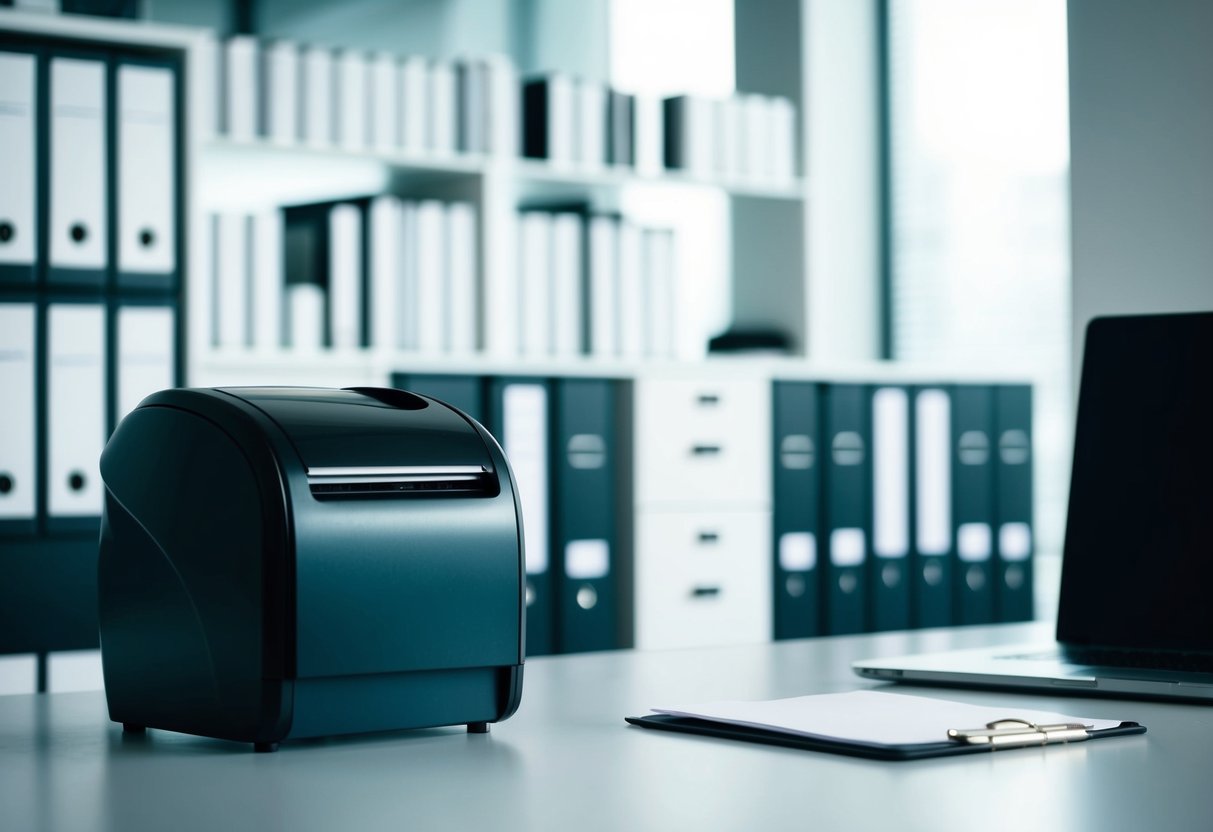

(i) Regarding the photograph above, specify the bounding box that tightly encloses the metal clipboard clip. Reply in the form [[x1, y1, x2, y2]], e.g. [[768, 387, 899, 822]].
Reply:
[[947, 719, 1092, 748]]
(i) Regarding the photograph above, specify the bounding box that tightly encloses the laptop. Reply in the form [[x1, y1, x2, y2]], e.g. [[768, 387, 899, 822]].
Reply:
[[853, 311, 1213, 702]]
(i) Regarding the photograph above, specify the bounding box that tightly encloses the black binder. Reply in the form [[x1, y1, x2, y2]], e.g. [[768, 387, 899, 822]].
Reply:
[[952, 385, 996, 626], [552, 378, 618, 653], [994, 384, 1034, 622], [662, 96, 688, 170], [910, 386, 953, 629], [488, 377, 555, 657], [821, 384, 869, 635], [772, 380, 821, 639], [869, 385, 911, 632]]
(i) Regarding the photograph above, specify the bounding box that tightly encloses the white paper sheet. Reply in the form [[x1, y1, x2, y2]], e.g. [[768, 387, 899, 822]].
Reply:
[[652, 690, 1124, 747]]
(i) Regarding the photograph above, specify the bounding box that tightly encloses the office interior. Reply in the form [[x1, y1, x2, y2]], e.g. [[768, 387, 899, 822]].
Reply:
[[0, 0, 1211, 708]]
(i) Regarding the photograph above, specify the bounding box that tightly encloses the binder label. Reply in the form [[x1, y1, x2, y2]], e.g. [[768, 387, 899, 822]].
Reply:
[[830, 528, 866, 567], [957, 523, 992, 563], [779, 532, 816, 571], [565, 539, 609, 580], [999, 522, 1032, 562]]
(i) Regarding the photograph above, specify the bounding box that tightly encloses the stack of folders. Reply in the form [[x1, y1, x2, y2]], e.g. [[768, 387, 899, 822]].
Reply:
[[771, 381, 1033, 640], [505, 211, 677, 360], [521, 74, 637, 169], [0, 43, 181, 654], [212, 35, 519, 157], [202, 196, 478, 354], [390, 373, 623, 658], [664, 93, 797, 185]]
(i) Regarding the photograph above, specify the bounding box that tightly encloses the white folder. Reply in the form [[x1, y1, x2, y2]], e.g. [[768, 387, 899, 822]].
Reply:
[[576, 79, 606, 170], [47, 304, 106, 519], [397, 200, 420, 350], [872, 387, 910, 562], [518, 211, 553, 356], [223, 36, 258, 141], [116, 305, 175, 422], [0, 303, 36, 523], [720, 96, 744, 181], [416, 200, 447, 352], [398, 55, 428, 154], [915, 389, 953, 557], [617, 221, 644, 358], [49, 57, 107, 279], [587, 215, 619, 357], [502, 383, 549, 577], [262, 40, 299, 144], [744, 94, 773, 183], [369, 52, 398, 151], [215, 212, 250, 348], [484, 54, 519, 158], [251, 209, 283, 350], [769, 96, 796, 182], [545, 74, 575, 168], [687, 96, 716, 179], [117, 63, 176, 285], [446, 201, 477, 353], [368, 195, 403, 351], [286, 283, 325, 352], [0, 52, 37, 279], [483, 210, 519, 358], [336, 50, 368, 151], [428, 61, 457, 155], [550, 212, 583, 356], [301, 45, 334, 147], [633, 93, 663, 176], [642, 228, 677, 358], [328, 203, 363, 350]]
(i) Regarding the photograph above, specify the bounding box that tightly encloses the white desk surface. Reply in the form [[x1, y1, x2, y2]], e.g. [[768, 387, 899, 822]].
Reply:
[[2, 622, 1210, 832]]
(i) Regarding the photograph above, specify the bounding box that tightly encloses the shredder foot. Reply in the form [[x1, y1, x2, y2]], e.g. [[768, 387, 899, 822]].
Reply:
[[122, 723, 145, 733], [254, 742, 280, 753], [467, 722, 489, 734]]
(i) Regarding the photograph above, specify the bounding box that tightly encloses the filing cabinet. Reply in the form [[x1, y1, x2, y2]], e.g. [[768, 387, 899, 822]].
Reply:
[[632, 374, 771, 649]]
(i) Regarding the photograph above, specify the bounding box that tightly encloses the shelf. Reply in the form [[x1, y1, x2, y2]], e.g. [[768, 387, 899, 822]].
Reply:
[[198, 139, 808, 205]]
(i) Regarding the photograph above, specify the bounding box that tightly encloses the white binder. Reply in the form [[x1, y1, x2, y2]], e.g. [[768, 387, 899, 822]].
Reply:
[[587, 215, 619, 357], [223, 36, 257, 141], [215, 212, 250, 348], [872, 387, 910, 561], [328, 203, 363, 350], [744, 94, 773, 183], [545, 74, 575, 168], [484, 54, 518, 158], [415, 200, 446, 352], [769, 96, 796, 183], [916, 389, 953, 557], [617, 221, 644, 357], [336, 50, 368, 151], [301, 45, 334, 147], [368, 195, 403, 351], [446, 201, 477, 354], [0, 51, 37, 280], [502, 383, 549, 577], [262, 40, 299, 144], [518, 211, 552, 357], [116, 305, 175, 422], [252, 209, 283, 351], [642, 228, 676, 358], [369, 52, 398, 151], [117, 63, 176, 285], [0, 303, 37, 524], [49, 57, 107, 281], [286, 283, 324, 352], [398, 200, 420, 350], [551, 212, 583, 356], [483, 211, 519, 358], [428, 60, 457, 155], [398, 55, 428, 154], [47, 304, 106, 520], [576, 79, 606, 170]]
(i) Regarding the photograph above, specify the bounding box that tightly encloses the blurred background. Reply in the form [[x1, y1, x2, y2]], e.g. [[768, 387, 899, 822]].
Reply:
[[1, 0, 1210, 694]]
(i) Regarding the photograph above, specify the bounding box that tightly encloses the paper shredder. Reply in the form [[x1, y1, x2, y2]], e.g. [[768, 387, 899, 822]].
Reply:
[[98, 386, 525, 751]]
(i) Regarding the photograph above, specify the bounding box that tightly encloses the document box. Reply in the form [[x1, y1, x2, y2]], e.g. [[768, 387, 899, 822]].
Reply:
[[98, 386, 525, 751]]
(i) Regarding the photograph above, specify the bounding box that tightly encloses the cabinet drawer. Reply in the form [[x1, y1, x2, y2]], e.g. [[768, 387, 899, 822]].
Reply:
[[634, 510, 771, 650], [634, 378, 771, 505]]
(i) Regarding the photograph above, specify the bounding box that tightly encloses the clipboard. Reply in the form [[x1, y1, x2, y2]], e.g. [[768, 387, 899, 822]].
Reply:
[[625, 691, 1146, 761]]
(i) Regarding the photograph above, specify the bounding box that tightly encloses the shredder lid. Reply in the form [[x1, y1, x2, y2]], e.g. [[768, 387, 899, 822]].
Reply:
[[220, 387, 495, 471]]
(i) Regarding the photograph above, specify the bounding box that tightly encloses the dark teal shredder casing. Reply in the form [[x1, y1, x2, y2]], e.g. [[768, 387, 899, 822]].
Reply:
[[98, 386, 525, 751]]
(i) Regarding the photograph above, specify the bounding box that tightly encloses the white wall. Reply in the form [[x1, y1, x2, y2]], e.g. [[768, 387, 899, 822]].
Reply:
[[1068, 0, 1213, 376]]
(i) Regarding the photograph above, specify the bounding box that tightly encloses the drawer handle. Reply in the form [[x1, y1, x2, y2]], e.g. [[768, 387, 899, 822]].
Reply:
[[691, 585, 722, 599], [698, 531, 720, 544], [696, 393, 721, 406], [690, 444, 722, 457]]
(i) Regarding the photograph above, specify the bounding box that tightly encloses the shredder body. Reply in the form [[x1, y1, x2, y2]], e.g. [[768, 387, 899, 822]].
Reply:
[[98, 386, 526, 748]]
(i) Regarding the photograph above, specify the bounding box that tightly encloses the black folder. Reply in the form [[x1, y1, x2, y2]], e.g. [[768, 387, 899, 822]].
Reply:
[[821, 384, 869, 635], [994, 384, 1034, 622], [952, 385, 996, 626], [772, 380, 821, 639]]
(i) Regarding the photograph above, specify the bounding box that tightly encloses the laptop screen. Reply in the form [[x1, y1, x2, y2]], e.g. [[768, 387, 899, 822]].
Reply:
[[1057, 312, 1213, 650]]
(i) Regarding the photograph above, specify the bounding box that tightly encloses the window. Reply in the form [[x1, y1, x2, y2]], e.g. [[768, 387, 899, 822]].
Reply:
[[886, 0, 1071, 558]]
